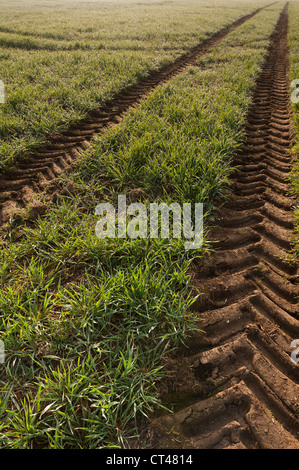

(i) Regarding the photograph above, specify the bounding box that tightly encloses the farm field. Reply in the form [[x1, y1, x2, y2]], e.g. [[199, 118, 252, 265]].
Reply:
[[0, 0, 271, 170], [0, 0, 298, 451]]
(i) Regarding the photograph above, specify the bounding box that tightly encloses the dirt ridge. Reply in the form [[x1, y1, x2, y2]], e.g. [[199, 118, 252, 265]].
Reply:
[[144, 3, 299, 450]]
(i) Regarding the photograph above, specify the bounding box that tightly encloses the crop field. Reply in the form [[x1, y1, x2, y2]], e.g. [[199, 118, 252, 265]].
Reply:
[[0, 0, 271, 169], [0, 0, 298, 451]]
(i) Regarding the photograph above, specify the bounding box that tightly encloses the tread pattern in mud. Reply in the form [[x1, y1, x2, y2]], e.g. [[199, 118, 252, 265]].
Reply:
[[148, 4, 299, 450]]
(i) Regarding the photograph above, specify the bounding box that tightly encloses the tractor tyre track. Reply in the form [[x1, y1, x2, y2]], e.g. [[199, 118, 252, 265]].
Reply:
[[144, 3, 299, 450]]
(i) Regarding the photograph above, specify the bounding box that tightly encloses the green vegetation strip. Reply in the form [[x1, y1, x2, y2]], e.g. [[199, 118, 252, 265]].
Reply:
[[0, 0, 269, 169], [0, 3, 282, 448], [288, 0, 299, 258]]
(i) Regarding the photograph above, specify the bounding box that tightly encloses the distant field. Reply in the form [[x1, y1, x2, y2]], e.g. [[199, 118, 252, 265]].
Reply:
[[0, 0, 270, 169]]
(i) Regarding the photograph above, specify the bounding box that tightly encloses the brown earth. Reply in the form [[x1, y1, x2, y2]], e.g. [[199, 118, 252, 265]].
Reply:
[[0, 2, 275, 227], [139, 3, 299, 450]]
